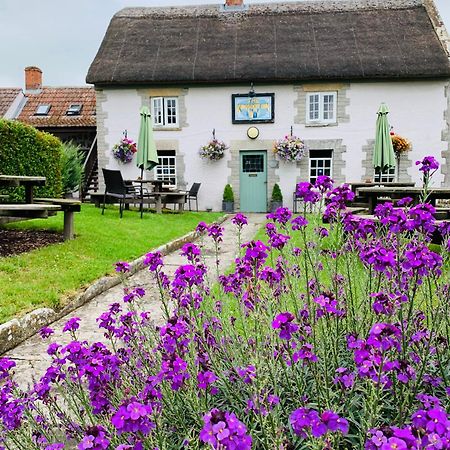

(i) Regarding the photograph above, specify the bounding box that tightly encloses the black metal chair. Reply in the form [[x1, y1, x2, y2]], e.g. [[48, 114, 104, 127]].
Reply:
[[293, 192, 302, 214], [185, 183, 201, 212], [102, 168, 143, 218]]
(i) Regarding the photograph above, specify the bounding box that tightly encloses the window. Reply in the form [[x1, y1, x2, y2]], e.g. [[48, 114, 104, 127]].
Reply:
[[35, 104, 51, 116], [66, 104, 82, 115], [156, 150, 176, 187], [374, 167, 395, 183], [309, 149, 333, 184], [151, 97, 178, 127], [306, 92, 337, 124]]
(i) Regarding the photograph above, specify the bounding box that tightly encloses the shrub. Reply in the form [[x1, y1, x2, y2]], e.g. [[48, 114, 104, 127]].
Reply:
[[61, 141, 84, 195], [271, 183, 283, 202], [0, 119, 62, 199], [223, 184, 234, 202]]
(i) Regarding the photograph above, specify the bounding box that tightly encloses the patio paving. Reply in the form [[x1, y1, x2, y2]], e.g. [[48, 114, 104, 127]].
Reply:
[[5, 214, 266, 388]]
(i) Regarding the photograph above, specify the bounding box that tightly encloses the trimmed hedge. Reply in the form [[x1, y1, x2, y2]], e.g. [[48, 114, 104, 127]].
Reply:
[[0, 119, 62, 199]]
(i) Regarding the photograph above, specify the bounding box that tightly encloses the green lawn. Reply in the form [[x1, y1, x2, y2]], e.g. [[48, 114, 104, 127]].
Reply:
[[0, 204, 222, 324]]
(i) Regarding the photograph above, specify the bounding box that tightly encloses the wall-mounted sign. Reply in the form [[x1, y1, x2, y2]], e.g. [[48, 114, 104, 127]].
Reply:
[[232, 93, 275, 124]]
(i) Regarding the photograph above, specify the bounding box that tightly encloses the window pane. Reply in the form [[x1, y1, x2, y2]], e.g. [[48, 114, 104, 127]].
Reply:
[[309, 94, 319, 120], [165, 98, 177, 125], [242, 155, 264, 173], [323, 94, 334, 121], [152, 98, 163, 125]]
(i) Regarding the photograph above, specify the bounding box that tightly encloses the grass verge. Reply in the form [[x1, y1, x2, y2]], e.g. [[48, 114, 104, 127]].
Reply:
[[0, 204, 222, 323]]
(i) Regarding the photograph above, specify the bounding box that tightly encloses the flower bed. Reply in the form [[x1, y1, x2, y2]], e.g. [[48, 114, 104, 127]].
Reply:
[[1, 160, 450, 449]]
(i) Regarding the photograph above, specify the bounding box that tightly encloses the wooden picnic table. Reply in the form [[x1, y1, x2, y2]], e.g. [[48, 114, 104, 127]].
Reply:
[[0, 175, 46, 203], [356, 186, 450, 213], [151, 191, 187, 214], [349, 181, 415, 194]]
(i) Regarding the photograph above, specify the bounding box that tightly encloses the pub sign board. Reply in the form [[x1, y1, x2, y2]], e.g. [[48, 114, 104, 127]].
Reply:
[[232, 93, 275, 124]]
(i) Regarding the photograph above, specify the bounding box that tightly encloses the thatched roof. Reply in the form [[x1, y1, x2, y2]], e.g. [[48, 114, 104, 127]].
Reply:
[[86, 0, 450, 86]]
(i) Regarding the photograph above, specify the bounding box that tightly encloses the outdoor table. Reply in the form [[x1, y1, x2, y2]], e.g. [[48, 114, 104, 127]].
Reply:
[[349, 181, 415, 194], [0, 175, 46, 203], [151, 191, 187, 214], [356, 186, 450, 213], [127, 179, 164, 216]]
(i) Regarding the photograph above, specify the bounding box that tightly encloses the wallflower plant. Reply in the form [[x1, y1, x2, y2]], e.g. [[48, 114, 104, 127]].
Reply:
[[1, 156, 450, 449]]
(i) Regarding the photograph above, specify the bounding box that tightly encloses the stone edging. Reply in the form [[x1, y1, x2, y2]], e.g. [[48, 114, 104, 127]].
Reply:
[[0, 215, 229, 355]]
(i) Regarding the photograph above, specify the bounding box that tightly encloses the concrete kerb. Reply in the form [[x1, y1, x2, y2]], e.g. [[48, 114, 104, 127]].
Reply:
[[0, 214, 229, 355]]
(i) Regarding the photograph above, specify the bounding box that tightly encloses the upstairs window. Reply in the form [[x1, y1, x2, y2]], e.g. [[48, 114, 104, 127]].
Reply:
[[306, 92, 337, 125], [35, 104, 51, 116], [66, 104, 82, 115], [156, 150, 176, 187], [151, 97, 178, 128]]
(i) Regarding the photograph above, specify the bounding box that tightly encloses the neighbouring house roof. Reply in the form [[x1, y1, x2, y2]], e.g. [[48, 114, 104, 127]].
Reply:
[[0, 88, 22, 117], [86, 0, 450, 86], [17, 87, 96, 128]]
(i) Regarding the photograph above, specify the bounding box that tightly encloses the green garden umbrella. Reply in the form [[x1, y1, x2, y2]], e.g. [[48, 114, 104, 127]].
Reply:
[[136, 106, 158, 178], [373, 103, 396, 174]]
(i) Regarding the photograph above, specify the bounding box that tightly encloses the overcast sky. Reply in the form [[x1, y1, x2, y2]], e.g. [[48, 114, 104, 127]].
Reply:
[[1, 0, 449, 88]]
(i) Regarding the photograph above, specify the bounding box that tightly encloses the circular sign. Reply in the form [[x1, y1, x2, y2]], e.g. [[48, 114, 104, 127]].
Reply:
[[247, 126, 259, 140]]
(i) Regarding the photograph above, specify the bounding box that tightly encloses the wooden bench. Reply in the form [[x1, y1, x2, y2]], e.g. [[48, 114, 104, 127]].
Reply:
[[35, 198, 81, 240]]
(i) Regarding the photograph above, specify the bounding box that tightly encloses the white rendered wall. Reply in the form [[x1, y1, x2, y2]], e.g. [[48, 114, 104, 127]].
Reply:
[[100, 80, 448, 211]]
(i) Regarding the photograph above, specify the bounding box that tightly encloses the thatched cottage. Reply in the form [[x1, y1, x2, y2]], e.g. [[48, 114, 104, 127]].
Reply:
[[87, 0, 450, 212]]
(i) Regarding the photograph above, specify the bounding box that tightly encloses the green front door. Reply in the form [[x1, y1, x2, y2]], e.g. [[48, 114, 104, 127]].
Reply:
[[239, 151, 267, 212]]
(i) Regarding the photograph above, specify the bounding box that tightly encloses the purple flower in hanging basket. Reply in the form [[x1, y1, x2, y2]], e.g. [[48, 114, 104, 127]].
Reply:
[[199, 139, 228, 161], [273, 135, 307, 162], [112, 137, 137, 164]]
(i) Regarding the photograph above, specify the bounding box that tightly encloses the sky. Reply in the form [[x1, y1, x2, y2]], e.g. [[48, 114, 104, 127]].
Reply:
[[1, 0, 450, 88]]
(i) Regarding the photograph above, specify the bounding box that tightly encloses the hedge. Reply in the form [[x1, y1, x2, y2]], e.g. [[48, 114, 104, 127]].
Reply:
[[0, 119, 62, 199]]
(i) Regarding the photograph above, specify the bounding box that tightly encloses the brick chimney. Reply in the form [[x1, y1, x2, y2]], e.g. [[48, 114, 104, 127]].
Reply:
[[225, 0, 243, 6], [24, 66, 42, 92]]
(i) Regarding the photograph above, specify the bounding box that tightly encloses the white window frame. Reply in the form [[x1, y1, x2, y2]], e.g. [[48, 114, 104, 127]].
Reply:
[[309, 149, 333, 184], [374, 167, 396, 183], [156, 150, 177, 188], [151, 97, 179, 128], [306, 92, 337, 125]]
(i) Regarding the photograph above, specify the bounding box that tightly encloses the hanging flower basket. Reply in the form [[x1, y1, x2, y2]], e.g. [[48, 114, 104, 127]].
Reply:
[[273, 135, 307, 162], [112, 137, 137, 164], [391, 134, 411, 156], [199, 139, 228, 161]]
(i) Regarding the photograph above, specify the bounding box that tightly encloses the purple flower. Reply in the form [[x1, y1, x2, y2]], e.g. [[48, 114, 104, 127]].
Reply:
[[181, 243, 201, 263], [78, 425, 110, 450], [45, 445, 65, 450], [272, 312, 299, 340], [200, 409, 252, 449], [115, 261, 130, 273], [143, 251, 163, 271], [0, 358, 15, 380], [196, 221, 208, 234], [62, 317, 81, 333], [295, 182, 320, 204], [39, 326, 54, 339], [315, 175, 334, 193], [111, 401, 155, 435], [236, 365, 256, 384], [231, 213, 248, 228], [267, 207, 292, 225], [291, 215, 308, 230], [416, 155, 439, 173], [197, 371, 218, 390], [208, 224, 224, 243]]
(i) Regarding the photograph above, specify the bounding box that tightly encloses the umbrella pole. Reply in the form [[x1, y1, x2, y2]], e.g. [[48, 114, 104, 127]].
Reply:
[[139, 166, 144, 218]]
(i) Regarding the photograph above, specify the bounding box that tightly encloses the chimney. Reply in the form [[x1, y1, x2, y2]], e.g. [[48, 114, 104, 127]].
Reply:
[[225, 0, 243, 6], [25, 66, 42, 92]]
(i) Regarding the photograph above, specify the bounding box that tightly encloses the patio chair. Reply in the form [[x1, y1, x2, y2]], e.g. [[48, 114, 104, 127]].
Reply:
[[185, 183, 201, 211], [101, 168, 143, 218], [293, 191, 302, 214]]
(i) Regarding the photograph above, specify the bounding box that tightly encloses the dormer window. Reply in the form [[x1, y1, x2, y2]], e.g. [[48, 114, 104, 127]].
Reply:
[[66, 104, 82, 116], [35, 104, 51, 116]]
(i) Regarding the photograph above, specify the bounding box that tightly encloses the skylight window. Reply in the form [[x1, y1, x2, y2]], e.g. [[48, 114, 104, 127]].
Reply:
[[35, 104, 51, 116], [66, 104, 82, 116]]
